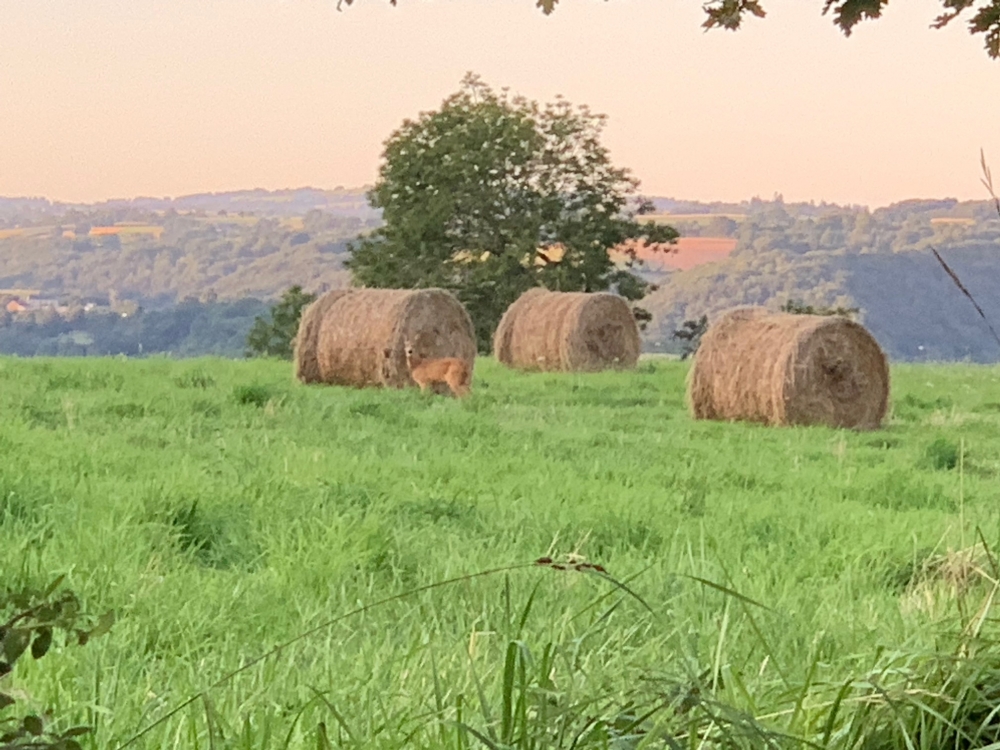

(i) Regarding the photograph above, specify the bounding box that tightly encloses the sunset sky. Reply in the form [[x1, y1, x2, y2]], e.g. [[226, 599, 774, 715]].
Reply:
[[2, 0, 998, 207]]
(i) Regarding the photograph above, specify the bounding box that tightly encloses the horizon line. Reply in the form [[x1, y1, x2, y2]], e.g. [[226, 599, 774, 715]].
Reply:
[[3, 187, 996, 213]]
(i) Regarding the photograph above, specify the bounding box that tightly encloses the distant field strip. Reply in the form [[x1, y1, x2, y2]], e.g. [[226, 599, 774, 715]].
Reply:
[[646, 212, 748, 224], [930, 217, 977, 225], [89, 225, 165, 238], [0, 226, 55, 239], [611, 236, 738, 270]]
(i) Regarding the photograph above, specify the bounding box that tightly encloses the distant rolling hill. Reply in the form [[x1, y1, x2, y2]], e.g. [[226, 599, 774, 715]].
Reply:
[[0, 187, 380, 222], [641, 200, 1000, 362], [5, 189, 1000, 362]]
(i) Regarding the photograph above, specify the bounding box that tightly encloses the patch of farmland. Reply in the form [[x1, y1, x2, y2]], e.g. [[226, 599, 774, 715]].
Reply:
[[930, 217, 977, 226], [612, 236, 738, 270], [644, 212, 748, 224], [0, 226, 55, 240], [88, 224, 165, 238]]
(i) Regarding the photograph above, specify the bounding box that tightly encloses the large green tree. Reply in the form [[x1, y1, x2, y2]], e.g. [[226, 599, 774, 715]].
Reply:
[[345, 74, 678, 350]]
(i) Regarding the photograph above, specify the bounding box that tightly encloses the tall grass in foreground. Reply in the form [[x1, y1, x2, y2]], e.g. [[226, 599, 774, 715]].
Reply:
[[2, 357, 1000, 748]]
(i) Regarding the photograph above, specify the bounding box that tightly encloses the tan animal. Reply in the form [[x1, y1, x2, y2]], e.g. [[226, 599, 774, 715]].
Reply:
[[404, 341, 472, 398]]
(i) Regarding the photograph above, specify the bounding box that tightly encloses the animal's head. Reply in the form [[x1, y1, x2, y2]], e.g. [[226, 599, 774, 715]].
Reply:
[[403, 340, 416, 362]]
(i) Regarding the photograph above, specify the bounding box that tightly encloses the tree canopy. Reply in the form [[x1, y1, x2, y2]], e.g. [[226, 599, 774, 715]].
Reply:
[[697, 0, 1000, 58], [345, 74, 677, 350], [338, 0, 1000, 59]]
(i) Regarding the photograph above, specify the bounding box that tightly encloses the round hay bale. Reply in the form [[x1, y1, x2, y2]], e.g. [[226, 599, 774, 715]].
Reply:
[[687, 307, 890, 430], [294, 289, 355, 384], [492, 289, 640, 372], [314, 288, 476, 388]]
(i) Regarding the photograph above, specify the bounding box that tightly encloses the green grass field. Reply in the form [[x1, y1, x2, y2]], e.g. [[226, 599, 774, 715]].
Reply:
[[2, 356, 1000, 749]]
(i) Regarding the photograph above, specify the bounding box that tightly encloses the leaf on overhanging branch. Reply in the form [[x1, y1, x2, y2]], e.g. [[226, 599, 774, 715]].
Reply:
[[22, 714, 43, 736], [969, 2, 1000, 59], [0, 693, 14, 711], [41, 575, 66, 600], [87, 611, 116, 642], [0, 662, 10, 679], [822, 0, 890, 35], [931, 0, 976, 27], [30, 627, 52, 660], [2, 630, 29, 665], [536, 0, 558, 15], [61, 726, 92, 738], [702, 0, 767, 31]]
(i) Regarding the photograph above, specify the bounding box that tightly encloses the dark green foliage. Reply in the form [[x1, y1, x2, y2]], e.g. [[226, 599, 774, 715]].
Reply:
[[846, 469, 952, 511], [169, 501, 217, 557], [631, 305, 653, 332], [529, 0, 1000, 59], [0, 298, 270, 358], [232, 383, 274, 407], [781, 298, 860, 317], [1, 578, 113, 750], [103, 402, 148, 420], [701, 0, 767, 29], [245, 285, 316, 359], [173, 368, 216, 389], [923, 436, 960, 470], [346, 74, 677, 350], [672, 314, 709, 359], [893, 393, 954, 422]]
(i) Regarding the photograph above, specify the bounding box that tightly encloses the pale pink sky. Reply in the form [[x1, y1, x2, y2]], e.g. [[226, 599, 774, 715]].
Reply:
[[1, 0, 998, 207]]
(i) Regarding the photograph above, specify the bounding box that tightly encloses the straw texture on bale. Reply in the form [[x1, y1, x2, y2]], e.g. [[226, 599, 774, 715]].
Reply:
[[310, 288, 476, 389], [688, 307, 890, 430], [493, 288, 641, 372], [294, 289, 354, 384]]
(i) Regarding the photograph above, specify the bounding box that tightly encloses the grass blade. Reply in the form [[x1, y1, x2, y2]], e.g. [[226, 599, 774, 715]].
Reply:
[[930, 245, 1000, 350]]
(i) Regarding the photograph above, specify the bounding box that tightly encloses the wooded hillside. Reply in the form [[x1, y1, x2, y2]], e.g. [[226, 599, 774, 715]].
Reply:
[[3, 190, 1000, 361], [642, 198, 1000, 362]]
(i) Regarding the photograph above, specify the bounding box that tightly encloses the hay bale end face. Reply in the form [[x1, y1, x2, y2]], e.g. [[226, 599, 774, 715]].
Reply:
[[305, 288, 476, 389], [493, 289, 641, 372], [688, 307, 890, 430], [294, 289, 353, 384]]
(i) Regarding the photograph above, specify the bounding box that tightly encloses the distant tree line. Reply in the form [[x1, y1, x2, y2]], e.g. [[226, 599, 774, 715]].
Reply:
[[0, 208, 362, 305], [0, 298, 269, 358]]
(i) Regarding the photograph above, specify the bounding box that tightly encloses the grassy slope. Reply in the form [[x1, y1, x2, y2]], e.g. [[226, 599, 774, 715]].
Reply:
[[2, 357, 1000, 748]]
